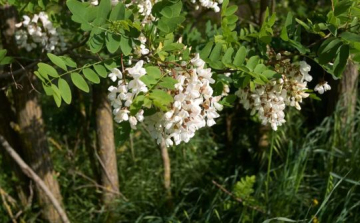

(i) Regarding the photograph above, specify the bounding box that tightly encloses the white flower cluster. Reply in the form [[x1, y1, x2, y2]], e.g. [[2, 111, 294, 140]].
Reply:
[[15, 12, 66, 52], [235, 60, 312, 131], [191, 0, 223, 12], [314, 82, 331, 94], [145, 54, 226, 147], [108, 60, 148, 129], [108, 54, 225, 147], [122, 0, 158, 24]]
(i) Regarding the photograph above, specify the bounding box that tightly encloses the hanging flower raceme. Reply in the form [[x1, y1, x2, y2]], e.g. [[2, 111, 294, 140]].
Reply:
[[108, 60, 147, 130], [108, 54, 226, 147], [236, 58, 312, 131], [15, 12, 67, 52]]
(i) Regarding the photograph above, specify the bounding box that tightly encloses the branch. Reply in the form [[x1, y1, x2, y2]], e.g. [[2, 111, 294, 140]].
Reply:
[[212, 180, 265, 214], [0, 134, 70, 223]]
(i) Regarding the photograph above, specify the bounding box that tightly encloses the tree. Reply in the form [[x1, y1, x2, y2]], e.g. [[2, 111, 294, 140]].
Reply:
[[0, 5, 63, 222]]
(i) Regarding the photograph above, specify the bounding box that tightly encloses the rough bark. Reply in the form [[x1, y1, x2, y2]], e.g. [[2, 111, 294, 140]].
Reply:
[[12, 77, 63, 223], [1, 5, 63, 222], [93, 83, 120, 206], [338, 61, 359, 121], [327, 61, 359, 121], [0, 90, 29, 207]]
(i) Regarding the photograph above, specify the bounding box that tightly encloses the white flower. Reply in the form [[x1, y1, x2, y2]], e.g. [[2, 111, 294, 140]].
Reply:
[[127, 60, 146, 78], [314, 82, 331, 94], [90, 0, 99, 5], [129, 116, 138, 129], [108, 68, 123, 82], [190, 53, 205, 68], [299, 61, 312, 82]]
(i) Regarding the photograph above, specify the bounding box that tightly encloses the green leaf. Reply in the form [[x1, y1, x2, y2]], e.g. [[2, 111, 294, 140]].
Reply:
[[71, 72, 89, 92], [249, 81, 255, 91], [222, 0, 229, 11], [38, 62, 59, 77], [233, 46, 247, 67], [60, 56, 77, 68], [222, 47, 234, 65], [140, 75, 157, 88], [158, 77, 178, 90], [42, 83, 53, 96], [224, 5, 238, 16], [0, 56, 13, 65], [246, 56, 259, 71], [280, 25, 289, 41], [318, 38, 342, 64], [47, 53, 67, 71], [145, 66, 162, 79], [97, 0, 111, 23], [109, 3, 125, 21], [93, 64, 108, 78], [333, 44, 349, 77], [289, 39, 309, 54], [157, 16, 185, 33], [162, 43, 184, 52], [66, 0, 90, 24], [280, 12, 294, 42], [106, 33, 121, 54], [89, 33, 105, 54], [220, 94, 237, 107], [58, 78, 72, 104], [34, 71, 47, 83], [209, 43, 223, 62], [51, 84, 62, 107], [200, 42, 214, 59], [339, 32, 360, 43], [83, 68, 100, 84], [334, 0, 353, 16], [0, 49, 7, 61], [254, 64, 267, 74], [120, 36, 132, 56], [130, 95, 145, 115], [262, 70, 281, 79], [149, 89, 173, 107]]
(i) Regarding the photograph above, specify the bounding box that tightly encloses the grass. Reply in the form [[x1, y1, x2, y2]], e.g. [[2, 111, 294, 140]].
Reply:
[[1, 100, 360, 222]]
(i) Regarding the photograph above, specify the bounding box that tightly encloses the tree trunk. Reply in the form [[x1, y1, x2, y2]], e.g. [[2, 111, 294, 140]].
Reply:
[[0, 90, 29, 207], [160, 138, 172, 201], [93, 83, 120, 206], [12, 77, 64, 223], [339, 61, 359, 122], [1, 5, 63, 222], [327, 61, 359, 122]]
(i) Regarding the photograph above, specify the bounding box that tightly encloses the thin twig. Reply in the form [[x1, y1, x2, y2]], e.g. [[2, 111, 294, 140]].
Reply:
[[212, 180, 265, 214], [73, 171, 127, 201], [0, 134, 70, 223], [94, 151, 118, 193]]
